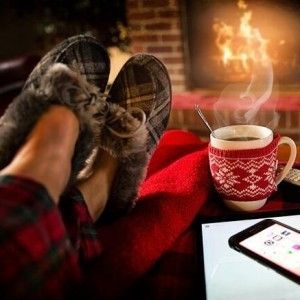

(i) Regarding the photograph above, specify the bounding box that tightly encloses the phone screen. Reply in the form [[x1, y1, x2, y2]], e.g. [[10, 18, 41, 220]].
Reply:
[[239, 223, 300, 277], [199, 214, 300, 300]]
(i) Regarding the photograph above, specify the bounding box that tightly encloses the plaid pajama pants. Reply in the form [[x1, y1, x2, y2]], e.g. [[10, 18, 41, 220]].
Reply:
[[0, 175, 101, 299]]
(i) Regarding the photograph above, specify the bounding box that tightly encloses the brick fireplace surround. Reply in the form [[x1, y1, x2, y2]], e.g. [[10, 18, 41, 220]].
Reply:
[[126, 0, 300, 153]]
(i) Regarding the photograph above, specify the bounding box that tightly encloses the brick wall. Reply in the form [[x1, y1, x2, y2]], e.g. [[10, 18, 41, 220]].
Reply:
[[126, 0, 187, 92]]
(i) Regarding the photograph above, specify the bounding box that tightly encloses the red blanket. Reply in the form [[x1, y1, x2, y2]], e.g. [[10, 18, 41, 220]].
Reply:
[[86, 130, 299, 299]]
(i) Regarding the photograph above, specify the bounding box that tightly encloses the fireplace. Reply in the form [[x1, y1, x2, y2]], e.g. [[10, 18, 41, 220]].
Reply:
[[184, 0, 300, 91], [126, 0, 300, 147]]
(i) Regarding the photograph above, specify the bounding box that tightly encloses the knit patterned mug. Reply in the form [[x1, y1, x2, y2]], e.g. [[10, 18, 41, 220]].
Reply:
[[208, 125, 297, 211]]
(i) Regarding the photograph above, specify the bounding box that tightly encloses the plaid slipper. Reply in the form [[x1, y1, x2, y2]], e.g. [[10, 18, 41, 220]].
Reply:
[[0, 35, 110, 187], [106, 54, 171, 154], [98, 53, 172, 222], [24, 34, 110, 92]]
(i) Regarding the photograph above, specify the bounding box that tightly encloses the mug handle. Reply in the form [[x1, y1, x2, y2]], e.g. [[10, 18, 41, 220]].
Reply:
[[275, 136, 297, 185]]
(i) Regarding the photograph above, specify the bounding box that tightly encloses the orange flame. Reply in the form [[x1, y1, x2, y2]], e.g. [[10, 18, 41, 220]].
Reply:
[[237, 0, 247, 10], [213, 0, 270, 73]]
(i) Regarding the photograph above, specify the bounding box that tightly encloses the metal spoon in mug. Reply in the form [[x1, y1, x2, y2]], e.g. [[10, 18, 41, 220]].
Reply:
[[194, 104, 216, 137]]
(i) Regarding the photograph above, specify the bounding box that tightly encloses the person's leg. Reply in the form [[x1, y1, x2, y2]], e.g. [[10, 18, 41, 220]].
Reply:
[[77, 149, 118, 221], [0, 106, 84, 298], [0, 105, 79, 203]]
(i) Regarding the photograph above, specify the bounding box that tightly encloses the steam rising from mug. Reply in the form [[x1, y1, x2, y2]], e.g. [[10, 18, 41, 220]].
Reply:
[[213, 59, 279, 131]]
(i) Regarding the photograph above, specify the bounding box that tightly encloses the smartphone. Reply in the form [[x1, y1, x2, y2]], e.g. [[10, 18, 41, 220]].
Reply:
[[228, 219, 300, 285]]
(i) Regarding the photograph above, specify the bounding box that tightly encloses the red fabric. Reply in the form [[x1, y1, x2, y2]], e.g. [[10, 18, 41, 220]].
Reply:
[[126, 229, 201, 300]]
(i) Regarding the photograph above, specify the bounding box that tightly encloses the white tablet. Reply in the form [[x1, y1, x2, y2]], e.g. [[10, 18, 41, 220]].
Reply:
[[197, 210, 300, 300]]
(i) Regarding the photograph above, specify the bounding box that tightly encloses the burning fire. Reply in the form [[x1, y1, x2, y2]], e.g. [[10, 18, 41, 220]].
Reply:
[[213, 0, 272, 73]]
